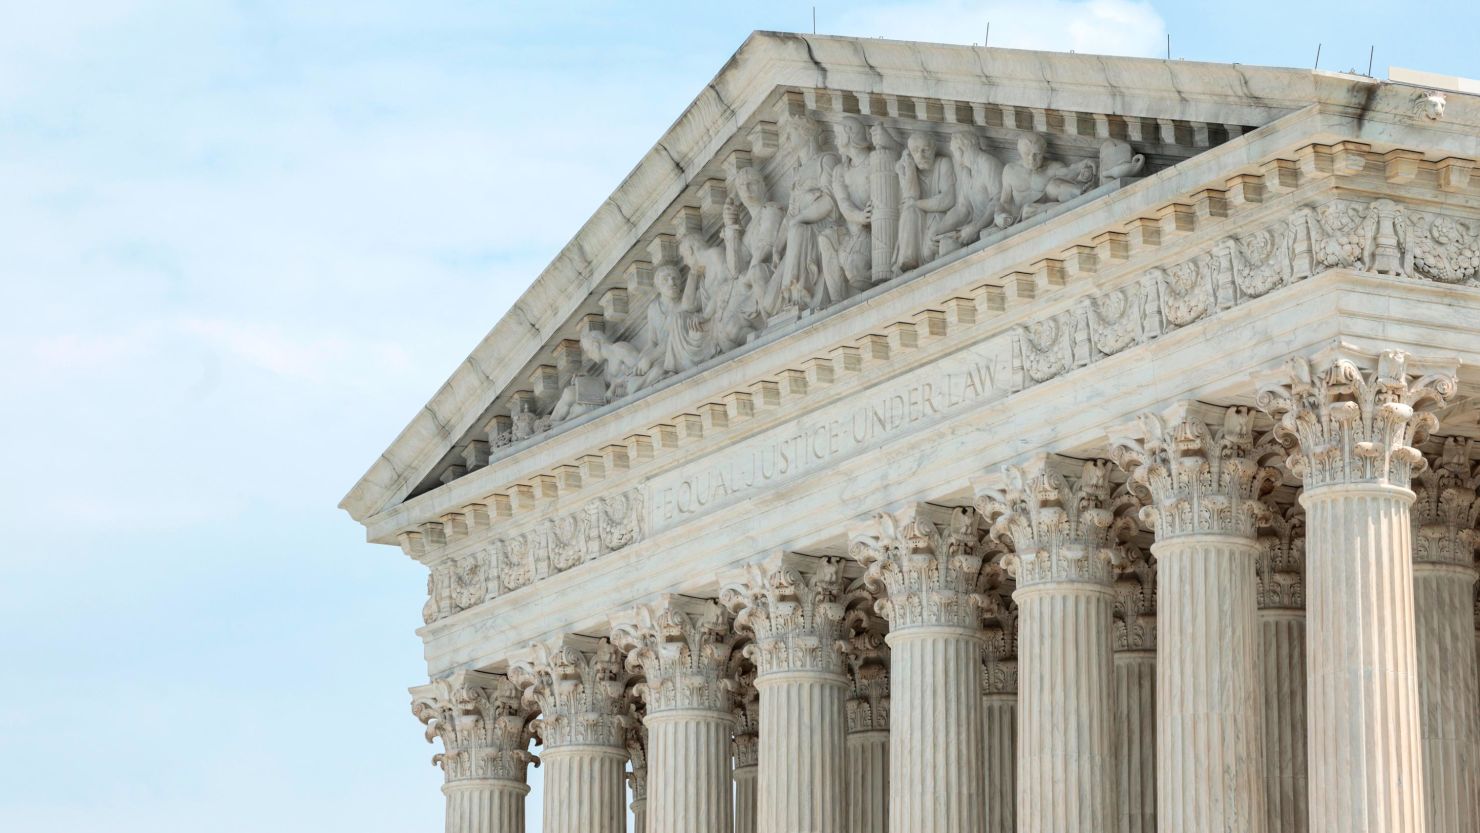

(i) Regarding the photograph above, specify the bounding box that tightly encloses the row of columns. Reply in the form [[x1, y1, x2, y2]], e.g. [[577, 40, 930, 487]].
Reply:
[[412, 349, 1479, 833]]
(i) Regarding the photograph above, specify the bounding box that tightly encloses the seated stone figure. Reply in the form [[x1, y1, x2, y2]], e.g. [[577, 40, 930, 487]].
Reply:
[[994, 132, 1097, 228], [679, 227, 760, 353], [724, 166, 786, 322], [894, 132, 957, 274], [935, 129, 1004, 255], [637, 263, 718, 383]]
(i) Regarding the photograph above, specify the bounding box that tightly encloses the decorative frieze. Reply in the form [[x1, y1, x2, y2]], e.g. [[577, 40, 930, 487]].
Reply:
[[847, 504, 989, 631], [508, 636, 630, 749], [1255, 349, 1455, 490], [610, 595, 738, 714], [978, 455, 1141, 587], [422, 489, 644, 625], [720, 553, 849, 676], [410, 672, 536, 785]]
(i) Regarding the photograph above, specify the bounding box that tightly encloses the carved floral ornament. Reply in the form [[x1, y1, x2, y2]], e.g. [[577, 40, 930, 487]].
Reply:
[[1412, 437, 1480, 567], [1256, 499, 1306, 610], [410, 673, 537, 784], [840, 598, 890, 732], [487, 111, 1145, 450]]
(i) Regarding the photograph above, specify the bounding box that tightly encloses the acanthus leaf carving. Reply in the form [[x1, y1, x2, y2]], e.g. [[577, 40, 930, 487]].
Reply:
[[1412, 437, 1480, 567], [410, 672, 537, 785], [847, 504, 990, 632], [508, 636, 631, 749], [719, 553, 848, 677], [609, 595, 739, 714]]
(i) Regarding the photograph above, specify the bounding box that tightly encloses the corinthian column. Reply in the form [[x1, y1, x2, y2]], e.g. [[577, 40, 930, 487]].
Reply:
[[411, 671, 535, 833], [841, 599, 890, 833], [1109, 553, 1157, 833], [1411, 438, 1480, 833], [1114, 403, 1274, 833], [979, 588, 1018, 833], [611, 596, 737, 833], [849, 504, 989, 833], [1257, 348, 1457, 833], [731, 667, 759, 833], [1255, 502, 1309, 833], [722, 553, 848, 833], [978, 456, 1138, 833], [510, 636, 630, 833]]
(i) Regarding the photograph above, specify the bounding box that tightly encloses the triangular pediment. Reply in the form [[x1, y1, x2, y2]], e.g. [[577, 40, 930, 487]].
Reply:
[[340, 31, 1412, 526]]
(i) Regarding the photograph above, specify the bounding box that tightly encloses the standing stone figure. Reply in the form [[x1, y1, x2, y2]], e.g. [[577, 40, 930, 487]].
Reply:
[[724, 166, 786, 327], [824, 115, 878, 294], [774, 113, 841, 314], [936, 129, 1005, 255], [995, 132, 1097, 228], [894, 132, 957, 274]]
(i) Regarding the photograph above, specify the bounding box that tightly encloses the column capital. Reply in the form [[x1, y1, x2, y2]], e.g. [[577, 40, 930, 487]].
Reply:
[[610, 594, 739, 714], [509, 634, 631, 749], [731, 663, 760, 768], [1413, 437, 1480, 567], [1255, 348, 1456, 491], [720, 552, 848, 677], [1112, 550, 1157, 651], [980, 587, 1018, 695], [410, 671, 536, 786], [977, 454, 1141, 588], [840, 599, 891, 732], [626, 697, 648, 804], [1111, 401, 1280, 539], [847, 503, 989, 631], [1256, 499, 1306, 610]]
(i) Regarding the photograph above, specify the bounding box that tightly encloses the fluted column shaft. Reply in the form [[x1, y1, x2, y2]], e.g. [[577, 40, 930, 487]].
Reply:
[[1113, 649, 1156, 833], [1302, 485, 1426, 831], [846, 731, 888, 833], [540, 746, 626, 833], [888, 625, 987, 833], [734, 764, 757, 833], [757, 672, 847, 833], [646, 710, 734, 833], [443, 781, 528, 833], [981, 693, 1016, 833], [1258, 609, 1309, 833], [1155, 535, 1266, 831], [1413, 562, 1479, 833], [632, 799, 647, 833], [1016, 582, 1116, 832]]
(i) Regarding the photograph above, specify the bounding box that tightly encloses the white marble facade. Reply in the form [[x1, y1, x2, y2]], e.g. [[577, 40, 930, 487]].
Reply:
[[351, 33, 1480, 833]]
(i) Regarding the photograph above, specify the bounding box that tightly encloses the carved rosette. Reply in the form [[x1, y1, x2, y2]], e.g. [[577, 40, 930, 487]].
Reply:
[[1412, 437, 1480, 567], [841, 601, 891, 732], [731, 666, 760, 768], [1256, 500, 1306, 610], [1112, 404, 1279, 539], [1255, 350, 1456, 491], [411, 672, 536, 785], [977, 455, 1141, 588], [847, 504, 988, 631], [610, 596, 739, 714], [721, 554, 848, 677], [980, 588, 1019, 695], [509, 636, 630, 749], [1112, 550, 1157, 651]]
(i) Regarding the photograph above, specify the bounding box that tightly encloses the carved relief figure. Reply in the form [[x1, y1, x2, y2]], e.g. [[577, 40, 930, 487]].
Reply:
[[936, 128, 1004, 255], [1098, 138, 1145, 185], [637, 263, 717, 381], [580, 329, 645, 399], [995, 132, 1097, 227], [678, 227, 760, 352], [723, 166, 785, 323], [894, 132, 957, 274], [825, 115, 878, 293], [773, 113, 842, 313]]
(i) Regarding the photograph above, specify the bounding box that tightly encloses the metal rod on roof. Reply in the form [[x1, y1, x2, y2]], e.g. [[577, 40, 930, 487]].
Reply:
[[1166, 33, 1171, 60], [1367, 45, 1375, 76], [812, 6, 816, 34], [1314, 43, 1322, 69], [986, 22, 990, 48]]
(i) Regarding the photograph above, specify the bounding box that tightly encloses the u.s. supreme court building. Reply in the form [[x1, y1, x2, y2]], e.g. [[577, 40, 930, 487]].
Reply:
[[341, 32, 1480, 833]]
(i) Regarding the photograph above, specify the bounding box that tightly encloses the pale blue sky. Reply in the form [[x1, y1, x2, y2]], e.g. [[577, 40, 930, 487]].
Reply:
[[2, 2, 1476, 830]]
